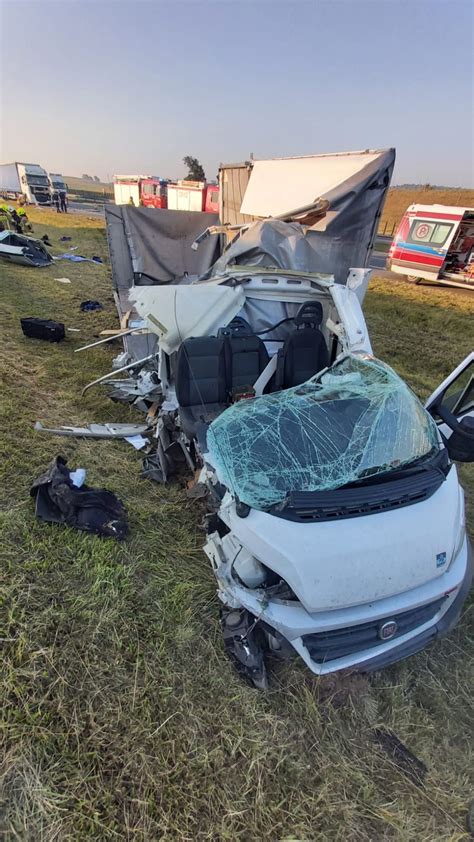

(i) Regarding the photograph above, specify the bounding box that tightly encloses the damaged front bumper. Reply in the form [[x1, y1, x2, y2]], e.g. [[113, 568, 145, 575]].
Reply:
[[204, 530, 473, 676]]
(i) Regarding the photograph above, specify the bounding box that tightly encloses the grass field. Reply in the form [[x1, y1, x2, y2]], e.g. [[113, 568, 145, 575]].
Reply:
[[1, 208, 473, 840], [64, 176, 113, 194]]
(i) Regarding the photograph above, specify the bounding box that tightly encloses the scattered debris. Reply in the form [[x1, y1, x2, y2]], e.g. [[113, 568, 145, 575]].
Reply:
[[30, 455, 128, 540], [20, 318, 65, 342], [34, 421, 151, 439], [60, 236, 72, 241], [81, 353, 155, 396], [125, 434, 148, 450], [67, 327, 80, 332], [371, 728, 428, 787], [41, 234, 52, 246], [54, 277, 71, 284], [0, 230, 52, 267], [54, 253, 104, 264], [70, 467, 86, 487], [74, 325, 148, 353], [80, 300, 103, 312]]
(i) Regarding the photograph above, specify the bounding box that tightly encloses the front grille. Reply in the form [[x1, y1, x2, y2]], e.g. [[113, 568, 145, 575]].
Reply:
[[272, 466, 446, 523], [302, 596, 446, 663]]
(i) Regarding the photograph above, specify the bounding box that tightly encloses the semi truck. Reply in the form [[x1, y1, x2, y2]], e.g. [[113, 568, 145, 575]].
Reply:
[[113, 175, 168, 208], [48, 173, 68, 201], [0, 162, 51, 205]]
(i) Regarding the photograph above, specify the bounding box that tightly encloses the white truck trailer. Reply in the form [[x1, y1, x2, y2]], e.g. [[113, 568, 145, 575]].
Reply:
[[0, 162, 51, 205]]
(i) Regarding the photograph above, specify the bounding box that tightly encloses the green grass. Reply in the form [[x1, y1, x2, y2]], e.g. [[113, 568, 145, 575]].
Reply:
[[1, 209, 473, 840]]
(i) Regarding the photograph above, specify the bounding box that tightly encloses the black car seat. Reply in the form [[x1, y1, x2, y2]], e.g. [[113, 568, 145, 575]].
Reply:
[[227, 334, 270, 396], [279, 301, 329, 388], [175, 336, 228, 438]]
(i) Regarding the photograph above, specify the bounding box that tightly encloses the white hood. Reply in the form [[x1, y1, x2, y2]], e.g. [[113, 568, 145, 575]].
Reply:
[[225, 466, 463, 613]]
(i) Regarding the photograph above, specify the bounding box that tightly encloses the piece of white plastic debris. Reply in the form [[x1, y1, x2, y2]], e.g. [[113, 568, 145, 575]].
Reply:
[[125, 435, 148, 450], [70, 468, 86, 487], [67, 328, 80, 332], [54, 277, 71, 284]]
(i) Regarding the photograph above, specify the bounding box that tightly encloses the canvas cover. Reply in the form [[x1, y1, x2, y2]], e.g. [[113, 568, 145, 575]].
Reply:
[[218, 148, 395, 283], [105, 205, 220, 289], [105, 205, 220, 361], [239, 150, 393, 218]]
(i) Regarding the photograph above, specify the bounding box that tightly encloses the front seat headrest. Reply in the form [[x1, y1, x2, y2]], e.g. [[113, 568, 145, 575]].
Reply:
[[294, 301, 323, 328], [218, 317, 253, 337]]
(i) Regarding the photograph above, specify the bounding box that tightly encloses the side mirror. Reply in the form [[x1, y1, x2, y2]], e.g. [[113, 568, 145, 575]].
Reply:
[[435, 403, 474, 462]]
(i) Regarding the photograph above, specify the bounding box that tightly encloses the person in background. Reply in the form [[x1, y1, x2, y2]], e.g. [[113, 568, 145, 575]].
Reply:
[[59, 190, 67, 213], [10, 209, 24, 234], [17, 207, 33, 232], [52, 190, 61, 212], [128, 196, 135, 206]]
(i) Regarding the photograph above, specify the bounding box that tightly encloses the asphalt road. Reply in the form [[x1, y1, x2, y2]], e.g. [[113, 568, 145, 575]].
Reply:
[[68, 200, 105, 216], [369, 251, 388, 270]]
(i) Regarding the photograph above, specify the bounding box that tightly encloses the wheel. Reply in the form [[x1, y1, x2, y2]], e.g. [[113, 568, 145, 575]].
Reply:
[[407, 275, 422, 284]]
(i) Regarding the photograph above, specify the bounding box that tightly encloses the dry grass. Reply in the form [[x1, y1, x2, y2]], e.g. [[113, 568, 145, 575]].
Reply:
[[64, 176, 112, 193], [1, 207, 473, 840]]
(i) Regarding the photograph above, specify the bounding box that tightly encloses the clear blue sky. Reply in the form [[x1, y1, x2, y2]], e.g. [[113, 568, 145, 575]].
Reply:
[[1, 0, 473, 186]]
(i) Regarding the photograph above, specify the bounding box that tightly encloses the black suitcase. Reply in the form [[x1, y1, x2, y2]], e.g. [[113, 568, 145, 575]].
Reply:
[[20, 318, 65, 342]]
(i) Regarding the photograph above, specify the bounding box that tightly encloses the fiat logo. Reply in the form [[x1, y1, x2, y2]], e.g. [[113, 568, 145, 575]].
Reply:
[[379, 620, 398, 641]]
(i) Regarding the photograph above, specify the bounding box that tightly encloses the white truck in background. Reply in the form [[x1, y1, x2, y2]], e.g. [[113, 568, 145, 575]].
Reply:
[[0, 162, 51, 205], [48, 173, 68, 201]]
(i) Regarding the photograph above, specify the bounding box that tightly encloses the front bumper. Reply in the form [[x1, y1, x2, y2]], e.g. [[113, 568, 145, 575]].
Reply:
[[354, 537, 473, 672], [216, 536, 473, 676]]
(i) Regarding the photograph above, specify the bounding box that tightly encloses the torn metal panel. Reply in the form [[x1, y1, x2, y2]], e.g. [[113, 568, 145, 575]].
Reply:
[[218, 149, 395, 281], [34, 422, 152, 439], [130, 285, 246, 354], [0, 230, 52, 267], [239, 151, 391, 218], [81, 354, 156, 396]]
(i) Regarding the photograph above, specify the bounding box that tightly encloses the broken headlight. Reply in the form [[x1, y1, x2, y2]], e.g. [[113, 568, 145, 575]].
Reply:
[[232, 552, 297, 600]]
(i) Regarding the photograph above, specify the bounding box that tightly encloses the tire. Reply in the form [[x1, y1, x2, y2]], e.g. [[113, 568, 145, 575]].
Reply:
[[407, 275, 422, 284]]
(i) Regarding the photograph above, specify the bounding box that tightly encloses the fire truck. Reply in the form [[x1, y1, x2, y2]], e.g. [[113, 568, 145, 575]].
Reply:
[[166, 180, 219, 213], [113, 175, 168, 208]]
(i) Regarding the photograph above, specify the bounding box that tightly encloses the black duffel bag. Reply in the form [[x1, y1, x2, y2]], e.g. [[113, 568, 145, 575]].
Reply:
[[21, 318, 65, 342]]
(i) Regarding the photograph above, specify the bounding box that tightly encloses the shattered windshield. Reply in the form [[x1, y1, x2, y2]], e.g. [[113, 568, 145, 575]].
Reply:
[[206, 355, 440, 511]]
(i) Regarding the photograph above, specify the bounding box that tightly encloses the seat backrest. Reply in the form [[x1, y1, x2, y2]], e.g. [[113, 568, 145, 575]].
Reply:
[[175, 336, 228, 407], [281, 301, 329, 388], [282, 330, 329, 388], [227, 335, 270, 392]]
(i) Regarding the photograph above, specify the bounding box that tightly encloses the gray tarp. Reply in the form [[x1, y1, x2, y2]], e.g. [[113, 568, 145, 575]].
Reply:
[[215, 148, 395, 284], [105, 205, 220, 289], [105, 205, 220, 361]]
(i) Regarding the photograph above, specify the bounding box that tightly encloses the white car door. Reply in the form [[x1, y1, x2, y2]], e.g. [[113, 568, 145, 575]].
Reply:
[[425, 351, 474, 461]]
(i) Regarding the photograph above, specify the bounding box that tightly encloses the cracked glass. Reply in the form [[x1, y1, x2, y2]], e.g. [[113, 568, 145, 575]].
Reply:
[[206, 355, 440, 511]]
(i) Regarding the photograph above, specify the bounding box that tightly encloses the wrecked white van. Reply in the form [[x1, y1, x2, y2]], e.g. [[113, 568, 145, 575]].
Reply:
[[129, 221, 473, 687]]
